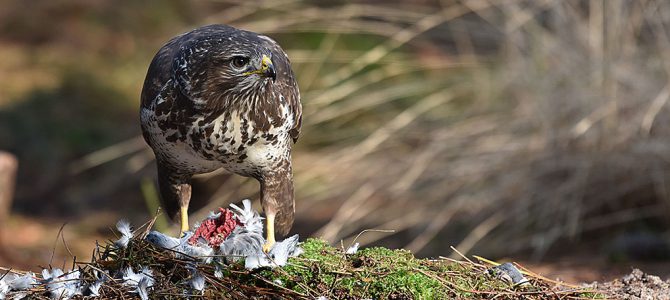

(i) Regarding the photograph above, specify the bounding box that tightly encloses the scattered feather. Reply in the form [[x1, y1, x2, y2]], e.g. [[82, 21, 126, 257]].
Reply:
[[346, 243, 360, 255], [123, 267, 154, 299], [41, 269, 60, 281], [146, 231, 214, 263], [122, 266, 154, 287], [87, 270, 106, 297], [245, 234, 302, 269], [6, 273, 36, 290], [214, 265, 224, 279], [219, 227, 264, 259], [42, 269, 83, 300], [87, 280, 102, 297], [189, 272, 206, 294], [244, 255, 266, 270], [489, 263, 529, 286], [0, 279, 9, 300], [114, 219, 133, 248], [207, 210, 222, 219], [182, 242, 214, 263], [229, 199, 264, 234], [268, 234, 302, 266], [218, 200, 266, 260], [146, 230, 182, 249], [137, 277, 151, 300]]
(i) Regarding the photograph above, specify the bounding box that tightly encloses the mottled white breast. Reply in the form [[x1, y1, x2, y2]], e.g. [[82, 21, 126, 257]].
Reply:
[[141, 107, 223, 173]]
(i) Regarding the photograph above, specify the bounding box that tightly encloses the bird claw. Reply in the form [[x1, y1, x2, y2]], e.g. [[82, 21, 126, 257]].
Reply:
[[262, 241, 274, 253]]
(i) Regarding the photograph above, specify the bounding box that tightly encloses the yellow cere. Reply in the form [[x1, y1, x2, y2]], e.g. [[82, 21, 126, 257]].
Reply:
[[243, 54, 273, 76]]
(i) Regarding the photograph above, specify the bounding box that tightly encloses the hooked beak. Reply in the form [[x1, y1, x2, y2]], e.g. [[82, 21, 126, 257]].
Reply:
[[260, 54, 276, 82], [243, 54, 276, 81]]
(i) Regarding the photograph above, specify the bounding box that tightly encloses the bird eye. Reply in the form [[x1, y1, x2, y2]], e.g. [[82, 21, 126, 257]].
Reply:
[[231, 56, 249, 69]]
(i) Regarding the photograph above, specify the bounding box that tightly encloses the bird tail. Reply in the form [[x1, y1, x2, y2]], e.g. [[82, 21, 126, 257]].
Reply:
[[261, 170, 295, 237], [156, 161, 192, 221]]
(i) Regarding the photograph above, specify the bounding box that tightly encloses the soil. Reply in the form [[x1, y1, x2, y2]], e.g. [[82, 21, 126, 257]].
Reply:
[[593, 269, 670, 300]]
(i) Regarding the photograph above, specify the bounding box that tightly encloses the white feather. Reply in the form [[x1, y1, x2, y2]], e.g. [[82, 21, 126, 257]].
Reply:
[[137, 277, 151, 300], [42, 269, 83, 300], [218, 200, 267, 260], [346, 243, 360, 255], [145, 230, 181, 249], [87, 270, 106, 297], [122, 266, 154, 299], [122, 267, 154, 287], [0, 272, 37, 299], [189, 272, 206, 293], [268, 234, 301, 266], [87, 280, 102, 297], [145, 231, 213, 263], [114, 219, 133, 248], [229, 199, 263, 234], [6, 273, 36, 290], [0, 277, 9, 300], [244, 234, 302, 269], [214, 265, 224, 279], [219, 226, 264, 260]]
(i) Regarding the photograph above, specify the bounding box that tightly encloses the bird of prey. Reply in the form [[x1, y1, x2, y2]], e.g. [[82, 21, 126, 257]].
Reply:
[[139, 24, 302, 252]]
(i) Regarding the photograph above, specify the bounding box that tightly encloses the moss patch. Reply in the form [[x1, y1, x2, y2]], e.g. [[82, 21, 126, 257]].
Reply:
[[254, 239, 602, 299]]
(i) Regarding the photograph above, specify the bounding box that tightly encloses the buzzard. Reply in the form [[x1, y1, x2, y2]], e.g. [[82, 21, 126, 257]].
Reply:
[[140, 24, 302, 252]]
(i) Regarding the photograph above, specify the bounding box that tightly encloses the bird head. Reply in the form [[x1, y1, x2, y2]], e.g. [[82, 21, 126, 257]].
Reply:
[[171, 25, 292, 107], [213, 50, 278, 87]]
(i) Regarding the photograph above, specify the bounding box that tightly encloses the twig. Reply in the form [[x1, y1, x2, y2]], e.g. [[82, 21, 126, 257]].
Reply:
[[49, 222, 69, 267]]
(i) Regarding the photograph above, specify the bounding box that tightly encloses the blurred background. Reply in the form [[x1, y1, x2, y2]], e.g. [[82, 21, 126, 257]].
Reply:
[[1, 0, 670, 282]]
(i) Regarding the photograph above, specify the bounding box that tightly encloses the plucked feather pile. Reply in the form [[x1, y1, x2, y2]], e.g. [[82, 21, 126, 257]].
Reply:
[[146, 199, 302, 269]]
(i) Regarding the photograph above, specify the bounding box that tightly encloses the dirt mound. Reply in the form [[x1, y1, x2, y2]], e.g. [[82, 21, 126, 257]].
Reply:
[[596, 269, 670, 300]]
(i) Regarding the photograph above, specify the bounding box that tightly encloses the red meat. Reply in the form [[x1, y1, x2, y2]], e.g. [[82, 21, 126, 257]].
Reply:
[[188, 208, 241, 247]]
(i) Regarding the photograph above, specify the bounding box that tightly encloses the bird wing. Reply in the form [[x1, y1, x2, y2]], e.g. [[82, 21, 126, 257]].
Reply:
[[289, 90, 302, 144]]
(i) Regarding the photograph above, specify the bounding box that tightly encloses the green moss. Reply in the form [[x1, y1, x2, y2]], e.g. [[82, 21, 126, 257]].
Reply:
[[274, 240, 457, 298], [346, 247, 444, 298]]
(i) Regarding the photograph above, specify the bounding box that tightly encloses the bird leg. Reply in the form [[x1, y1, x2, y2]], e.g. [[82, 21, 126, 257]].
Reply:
[[259, 167, 295, 253], [156, 161, 193, 237], [263, 213, 276, 252], [180, 205, 190, 235]]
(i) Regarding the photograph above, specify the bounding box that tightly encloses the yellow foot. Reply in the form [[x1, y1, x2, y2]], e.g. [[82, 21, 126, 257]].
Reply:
[[263, 214, 276, 253], [180, 205, 189, 236], [263, 240, 275, 253]]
